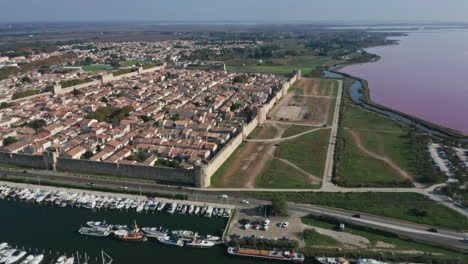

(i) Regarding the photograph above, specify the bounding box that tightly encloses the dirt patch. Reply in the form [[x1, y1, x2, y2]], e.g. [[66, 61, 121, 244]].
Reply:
[[375, 241, 396, 248], [244, 125, 286, 188], [306, 225, 370, 248], [218, 126, 276, 187]]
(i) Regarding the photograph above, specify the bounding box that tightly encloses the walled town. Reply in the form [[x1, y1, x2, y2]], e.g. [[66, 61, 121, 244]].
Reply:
[[0, 71, 285, 169]]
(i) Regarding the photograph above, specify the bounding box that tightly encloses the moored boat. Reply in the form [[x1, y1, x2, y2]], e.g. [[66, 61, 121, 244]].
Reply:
[[86, 221, 112, 230], [156, 235, 184, 247], [185, 238, 215, 248], [78, 227, 111, 237], [227, 247, 305, 263], [113, 222, 147, 242]]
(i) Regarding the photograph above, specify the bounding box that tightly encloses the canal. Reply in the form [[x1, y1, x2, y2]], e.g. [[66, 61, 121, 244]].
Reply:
[[0, 198, 267, 264]]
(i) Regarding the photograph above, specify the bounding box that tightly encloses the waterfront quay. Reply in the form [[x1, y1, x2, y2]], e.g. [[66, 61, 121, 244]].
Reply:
[[0, 181, 257, 264]]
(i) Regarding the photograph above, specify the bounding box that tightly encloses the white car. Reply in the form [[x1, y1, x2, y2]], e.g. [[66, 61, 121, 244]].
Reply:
[[219, 194, 228, 199], [241, 200, 250, 204], [281, 222, 289, 228], [263, 219, 270, 226]]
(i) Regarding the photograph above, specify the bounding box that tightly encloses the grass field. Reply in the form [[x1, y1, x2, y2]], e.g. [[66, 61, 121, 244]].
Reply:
[[0, 163, 29, 169], [303, 229, 341, 247], [337, 104, 417, 187], [255, 158, 318, 189], [226, 56, 339, 75], [240, 192, 468, 230], [302, 216, 467, 258], [120, 60, 145, 66], [275, 129, 330, 177], [82, 64, 112, 71], [210, 143, 246, 187]]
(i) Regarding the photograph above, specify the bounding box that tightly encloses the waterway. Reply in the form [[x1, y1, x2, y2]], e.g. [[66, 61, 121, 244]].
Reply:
[[0, 198, 266, 264], [339, 29, 468, 134]]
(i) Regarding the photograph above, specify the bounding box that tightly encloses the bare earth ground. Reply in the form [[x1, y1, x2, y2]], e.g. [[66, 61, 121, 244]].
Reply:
[[215, 78, 336, 188]]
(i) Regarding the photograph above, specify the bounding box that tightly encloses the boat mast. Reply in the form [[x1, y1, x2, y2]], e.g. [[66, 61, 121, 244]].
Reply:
[[101, 250, 113, 264]]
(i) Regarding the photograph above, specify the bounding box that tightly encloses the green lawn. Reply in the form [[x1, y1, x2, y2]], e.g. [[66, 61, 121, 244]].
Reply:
[[302, 216, 468, 258], [255, 158, 318, 189], [120, 60, 145, 66], [337, 130, 412, 187], [82, 64, 112, 71], [281, 125, 314, 138], [275, 129, 330, 177], [242, 192, 468, 231], [0, 163, 29, 169], [337, 105, 417, 187], [303, 229, 341, 247]]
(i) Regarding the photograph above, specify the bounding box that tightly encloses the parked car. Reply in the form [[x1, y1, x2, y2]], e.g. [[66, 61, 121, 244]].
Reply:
[[280, 222, 289, 228]]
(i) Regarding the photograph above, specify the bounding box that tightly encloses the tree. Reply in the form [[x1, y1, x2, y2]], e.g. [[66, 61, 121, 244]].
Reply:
[[269, 196, 288, 216], [72, 88, 83, 96], [83, 57, 94, 65], [233, 74, 249, 83], [3, 136, 17, 146], [110, 60, 120, 68], [81, 151, 94, 160], [0, 102, 9, 109]]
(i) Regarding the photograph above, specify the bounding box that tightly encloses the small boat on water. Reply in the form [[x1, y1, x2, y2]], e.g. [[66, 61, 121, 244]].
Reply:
[[166, 203, 177, 214], [20, 255, 34, 264], [157, 202, 166, 211], [5, 250, 27, 264], [227, 247, 305, 263], [55, 255, 74, 264], [204, 234, 221, 241], [0, 243, 8, 251], [185, 238, 215, 248], [78, 227, 111, 237], [24, 255, 44, 264], [141, 227, 168, 238], [113, 222, 147, 242], [0, 249, 16, 263], [86, 221, 112, 230], [172, 230, 198, 239], [156, 235, 184, 247]]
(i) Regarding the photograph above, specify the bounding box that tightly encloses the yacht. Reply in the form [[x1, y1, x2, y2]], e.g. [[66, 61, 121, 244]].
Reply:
[[5, 250, 27, 264], [86, 221, 112, 230], [156, 235, 184, 247], [78, 227, 111, 237], [185, 238, 215, 248], [142, 227, 168, 238], [157, 202, 166, 211]]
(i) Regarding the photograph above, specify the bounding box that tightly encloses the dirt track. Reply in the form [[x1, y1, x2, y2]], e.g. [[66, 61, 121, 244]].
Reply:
[[349, 130, 414, 182]]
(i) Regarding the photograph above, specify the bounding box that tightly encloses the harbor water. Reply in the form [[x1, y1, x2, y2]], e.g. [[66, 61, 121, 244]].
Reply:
[[0, 198, 265, 264]]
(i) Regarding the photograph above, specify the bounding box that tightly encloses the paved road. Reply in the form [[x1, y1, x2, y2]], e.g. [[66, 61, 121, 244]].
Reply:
[[2, 169, 467, 250], [321, 80, 343, 191]]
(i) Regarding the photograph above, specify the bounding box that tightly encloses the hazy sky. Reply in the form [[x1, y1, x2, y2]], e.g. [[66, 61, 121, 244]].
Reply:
[[2, 0, 468, 23]]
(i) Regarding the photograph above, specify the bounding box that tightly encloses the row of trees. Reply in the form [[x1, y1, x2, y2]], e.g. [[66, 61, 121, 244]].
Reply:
[[86, 105, 135, 124], [228, 236, 299, 250], [60, 77, 93, 88], [11, 89, 40, 100]]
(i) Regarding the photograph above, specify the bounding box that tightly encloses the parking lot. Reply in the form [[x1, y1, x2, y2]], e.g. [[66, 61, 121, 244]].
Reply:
[[227, 206, 305, 247]]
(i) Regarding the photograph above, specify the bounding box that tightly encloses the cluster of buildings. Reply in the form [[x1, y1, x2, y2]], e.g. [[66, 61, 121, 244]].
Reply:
[[0, 40, 257, 103], [0, 68, 284, 168]]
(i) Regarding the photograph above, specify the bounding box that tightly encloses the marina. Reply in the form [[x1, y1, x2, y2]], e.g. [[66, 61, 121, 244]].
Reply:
[[0, 182, 265, 264]]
